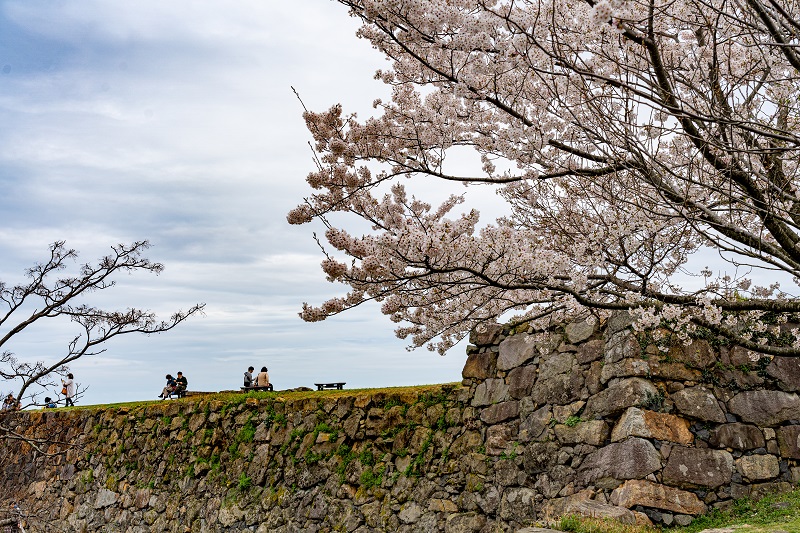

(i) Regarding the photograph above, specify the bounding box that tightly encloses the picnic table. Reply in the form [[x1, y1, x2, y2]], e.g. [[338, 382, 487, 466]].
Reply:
[[315, 382, 346, 391]]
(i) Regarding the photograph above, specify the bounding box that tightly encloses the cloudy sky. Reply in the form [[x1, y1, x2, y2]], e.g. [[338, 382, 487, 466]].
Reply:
[[0, 0, 483, 405]]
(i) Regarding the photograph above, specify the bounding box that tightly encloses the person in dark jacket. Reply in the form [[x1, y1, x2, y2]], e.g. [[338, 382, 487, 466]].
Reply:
[[175, 372, 188, 397]]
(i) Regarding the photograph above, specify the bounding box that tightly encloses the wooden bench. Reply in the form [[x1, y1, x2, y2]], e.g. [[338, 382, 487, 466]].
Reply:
[[240, 384, 273, 392], [165, 387, 187, 399], [315, 382, 346, 391]]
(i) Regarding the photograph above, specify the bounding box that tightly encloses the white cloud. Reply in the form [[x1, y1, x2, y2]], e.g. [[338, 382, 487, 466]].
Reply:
[[0, 0, 470, 405]]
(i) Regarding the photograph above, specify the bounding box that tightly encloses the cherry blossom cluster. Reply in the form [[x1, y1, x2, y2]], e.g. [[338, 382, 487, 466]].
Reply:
[[290, 0, 800, 355]]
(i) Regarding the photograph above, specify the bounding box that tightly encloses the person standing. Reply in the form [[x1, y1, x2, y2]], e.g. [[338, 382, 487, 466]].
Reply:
[[62, 373, 75, 407], [243, 366, 255, 388]]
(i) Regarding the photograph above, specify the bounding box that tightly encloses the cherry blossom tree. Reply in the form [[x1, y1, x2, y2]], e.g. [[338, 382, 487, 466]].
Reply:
[[290, 0, 800, 355], [0, 240, 204, 409]]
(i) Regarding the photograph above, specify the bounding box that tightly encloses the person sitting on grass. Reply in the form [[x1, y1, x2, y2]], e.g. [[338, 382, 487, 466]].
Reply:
[[2, 393, 16, 411]]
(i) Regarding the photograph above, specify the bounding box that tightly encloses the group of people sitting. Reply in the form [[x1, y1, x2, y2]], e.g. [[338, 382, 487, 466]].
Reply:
[[4, 393, 57, 410], [158, 371, 188, 399], [155, 366, 270, 400], [243, 366, 271, 389], [3, 373, 76, 411], [2, 393, 18, 411]]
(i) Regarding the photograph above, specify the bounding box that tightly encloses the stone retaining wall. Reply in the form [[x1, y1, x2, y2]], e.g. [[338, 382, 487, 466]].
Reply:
[[2, 313, 800, 531]]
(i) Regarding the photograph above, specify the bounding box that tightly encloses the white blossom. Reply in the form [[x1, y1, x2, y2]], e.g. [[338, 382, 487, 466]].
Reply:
[[289, 0, 800, 356]]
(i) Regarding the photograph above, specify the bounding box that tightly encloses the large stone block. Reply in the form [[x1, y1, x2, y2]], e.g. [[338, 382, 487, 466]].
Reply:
[[462, 351, 498, 380], [766, 356, 800, 392], [523, 441, 559, 474], [585, 361, 602, 395], [601, 357, 701, 383], [728, 390, 800, 426], [584, 378, 659, 419], [736, 454, 779, 481], [777, 425, 800, 459], [450, 430, 483, 456], [445, 512, 487, 533], [486, 422, 517, 456], [606, 311, 633, 334], [565, 319, 597, 344], [665, 339, 715, 369], [498, 334, 539, 371], [398, 502, 424, 524], [610, 479, 707, 515], [554, 420, 609, 446], [480, 401, 520, 425], [718, 346, 765, 389], [538, 352, 576, 381], [576, 339, 604, 364], [577, 438, 661, 485], [672, 386, 726, 423], [722, 345, 755, 366], [544, 495, 638, 525], [519, 405, 552, 443], [531, 371, 583, 406], [709, 423, 765, 450], [611, 407, 693, 445], [507, 365, 537, 399], [94, 488, 118, 509], [663, 447, 733, 488], [365, 404, 406, 436], [472, 378, 509, 407], [469, 323, 504, 346], [498, 487, 537, 522], [600, 358, 650, 383], [604, 330, 640, 363]]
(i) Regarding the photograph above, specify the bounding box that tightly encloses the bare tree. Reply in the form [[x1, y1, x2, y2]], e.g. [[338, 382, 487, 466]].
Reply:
[[290, 0, 800, 355], [0, 240, 204, 407]]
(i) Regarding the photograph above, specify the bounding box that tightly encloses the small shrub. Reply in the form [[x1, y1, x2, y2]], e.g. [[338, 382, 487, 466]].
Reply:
[[237, 421, 256, 443], [639, 391, 665, 412], [359, 469, 382, 489], [305, 450, 324, 465], [559, 514, 582, 532], [359, 448, 375, 467], [237, 473, 252, 491]]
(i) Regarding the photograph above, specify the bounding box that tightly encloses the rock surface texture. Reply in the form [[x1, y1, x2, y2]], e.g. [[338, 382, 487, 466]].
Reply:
[[2, 313, 800, 531]]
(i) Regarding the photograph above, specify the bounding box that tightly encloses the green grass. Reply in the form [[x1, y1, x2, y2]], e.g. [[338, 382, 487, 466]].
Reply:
[[41, 383, 461, 412], [677, 487, 800, 532], [555, 486, 800, 533]]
